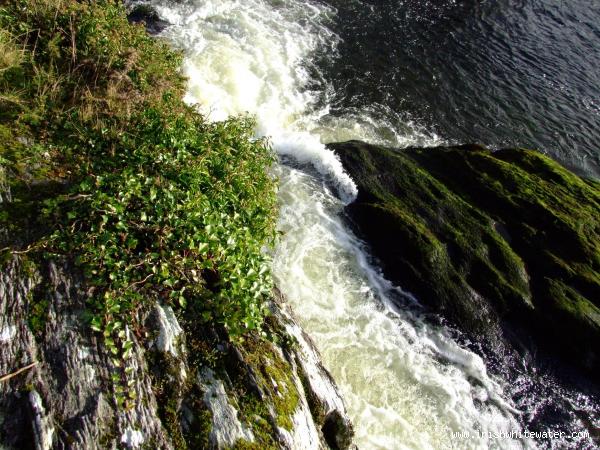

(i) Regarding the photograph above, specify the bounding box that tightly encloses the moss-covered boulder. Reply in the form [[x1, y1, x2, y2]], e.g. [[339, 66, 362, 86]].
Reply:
[[330, 141, 600, 374]]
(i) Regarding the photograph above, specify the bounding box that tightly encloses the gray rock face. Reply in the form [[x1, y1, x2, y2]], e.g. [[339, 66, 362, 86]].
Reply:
[[269, 294, 354, 450], [0, 256, 353, 449], [153, 304, 183, 357], [0, 257, 170, 449], [197, 367, 254, 448], [0, 167, 10, 205]]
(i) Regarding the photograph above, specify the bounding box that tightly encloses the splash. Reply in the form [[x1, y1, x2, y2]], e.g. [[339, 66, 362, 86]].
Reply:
[[149, 0, 533, 447]]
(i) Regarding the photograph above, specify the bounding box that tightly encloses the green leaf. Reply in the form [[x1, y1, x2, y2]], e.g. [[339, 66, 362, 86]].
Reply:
[[90, 317, 102, 332]]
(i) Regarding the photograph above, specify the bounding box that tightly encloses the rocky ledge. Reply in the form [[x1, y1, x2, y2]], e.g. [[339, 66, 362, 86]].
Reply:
[[0, 255, 353, 449], [330, 141, 600, 376]]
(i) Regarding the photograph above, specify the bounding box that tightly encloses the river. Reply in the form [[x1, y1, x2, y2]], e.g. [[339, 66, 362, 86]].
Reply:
[[146, 0, 598, 448]]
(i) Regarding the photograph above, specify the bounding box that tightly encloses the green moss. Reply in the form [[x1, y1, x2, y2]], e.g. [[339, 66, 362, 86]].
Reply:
[[235, 395, 278, 450], [146, 318, 217, 450], [218, 330, 302, 448], [241, 336, 299, 431], [333, 141, 600, 371], [156, 377, 187, 449], [147, 348, 214, 450], [230, 438, 262, 450], [546, 279, 600, 330], [297, 364, 325, 426], [27, 290, 48, 334], [338, 143, 533, 330], [97, 415, 118, 449], [193, 407, 213, 449]]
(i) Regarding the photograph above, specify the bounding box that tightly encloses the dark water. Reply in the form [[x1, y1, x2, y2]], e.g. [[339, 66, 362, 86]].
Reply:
[[311, 0, 600, 447], [317, 0, 600, 178]]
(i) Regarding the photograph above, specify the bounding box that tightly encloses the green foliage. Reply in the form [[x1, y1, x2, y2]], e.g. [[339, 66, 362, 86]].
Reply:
[[0, 0, 278, 408]]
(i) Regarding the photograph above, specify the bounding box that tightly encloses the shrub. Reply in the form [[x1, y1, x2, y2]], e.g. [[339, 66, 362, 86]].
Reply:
[[0, 0, 278, 407]]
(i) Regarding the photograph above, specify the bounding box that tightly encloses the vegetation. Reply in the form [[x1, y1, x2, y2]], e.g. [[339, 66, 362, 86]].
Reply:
[[239, 334, 300, 431], [0, 0, 277, 408], [231, 327, 301, 450], [333, 141, 600, 373]]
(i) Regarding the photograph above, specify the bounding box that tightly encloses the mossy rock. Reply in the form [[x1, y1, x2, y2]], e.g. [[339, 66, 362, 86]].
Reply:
[[126, 4, 169, 35], [330, 140, 600, 374]]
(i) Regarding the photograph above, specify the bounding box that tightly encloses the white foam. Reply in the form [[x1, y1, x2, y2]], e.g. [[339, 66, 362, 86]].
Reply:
[[148, 0, 358, 199], [149, 0, 533, 447], [272, 129, 357, 202], [272, 166, 535, 449]]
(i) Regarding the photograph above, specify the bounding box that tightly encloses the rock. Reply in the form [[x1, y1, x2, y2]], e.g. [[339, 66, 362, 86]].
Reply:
[[0, 257, 172, 449], [269, 290, 354, 450], [0, 166, 10, 205], [29, 390, 54, 450], [120, 427, 144, 448], [152, 304, 183, 357], [126, 4, 169, 35], [197, 367, 254, 448], [330, 140, 600, 375], [0, 256, 353, 449]]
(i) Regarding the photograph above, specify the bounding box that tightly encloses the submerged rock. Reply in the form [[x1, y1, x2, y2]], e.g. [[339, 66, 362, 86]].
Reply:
[[331, 140, 600, 375]]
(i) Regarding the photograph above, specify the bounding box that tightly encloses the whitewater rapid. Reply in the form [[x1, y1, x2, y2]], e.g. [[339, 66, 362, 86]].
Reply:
[[149, 0, 534, 448]]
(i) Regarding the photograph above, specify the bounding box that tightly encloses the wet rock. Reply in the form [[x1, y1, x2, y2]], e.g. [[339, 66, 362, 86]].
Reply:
[[126, 4, 169, 35], [331, 140, 600, 375], [322, 410, 353, 450], [270, 290, 354, 449]]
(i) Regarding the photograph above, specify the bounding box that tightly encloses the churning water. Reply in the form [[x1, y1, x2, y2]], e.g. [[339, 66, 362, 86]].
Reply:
[[147, 0, 598, 448]]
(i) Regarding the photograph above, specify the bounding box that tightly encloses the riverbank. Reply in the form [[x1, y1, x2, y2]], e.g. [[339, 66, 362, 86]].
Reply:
[[0, 1, 352, 448]]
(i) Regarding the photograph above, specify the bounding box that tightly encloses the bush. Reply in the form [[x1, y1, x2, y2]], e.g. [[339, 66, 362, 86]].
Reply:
[[0, 0, 278, 407]]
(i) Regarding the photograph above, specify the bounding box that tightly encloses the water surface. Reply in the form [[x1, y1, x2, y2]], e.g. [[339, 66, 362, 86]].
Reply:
[[318, 0, 600, 177], [148, 0, 599, 448]]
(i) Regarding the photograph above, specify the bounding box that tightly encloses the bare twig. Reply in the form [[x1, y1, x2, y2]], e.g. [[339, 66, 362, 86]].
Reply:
[[0, 240, 47, 255], [70, 14, 76, 64], [0, 362, 38, 383], [66, 193, 91, 200], [127, 273, 153, 289]]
